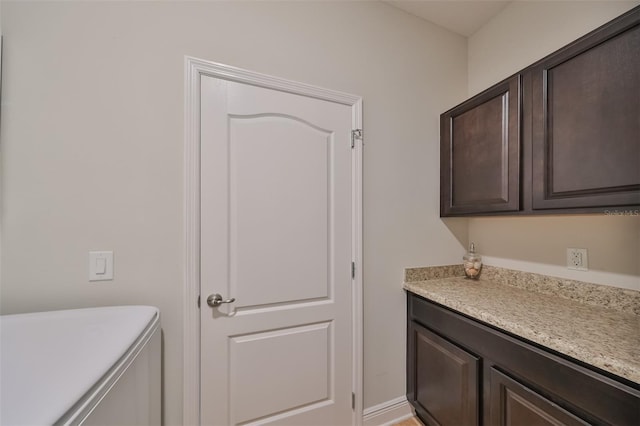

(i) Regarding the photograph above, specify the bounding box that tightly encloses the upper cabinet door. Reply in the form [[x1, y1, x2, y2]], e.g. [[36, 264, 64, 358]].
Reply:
[[441, 76, 521, 216], [531, 12, 640, 211]]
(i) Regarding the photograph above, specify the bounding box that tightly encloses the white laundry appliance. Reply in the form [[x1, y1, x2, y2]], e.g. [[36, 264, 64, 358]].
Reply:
[[0, 306, 160, 425]]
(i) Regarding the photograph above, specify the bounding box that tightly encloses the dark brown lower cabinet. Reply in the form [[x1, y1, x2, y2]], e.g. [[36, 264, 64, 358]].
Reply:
[[406, 292, 640, 426], [489, 368, 588, 426], [411, 322, 480, 425]]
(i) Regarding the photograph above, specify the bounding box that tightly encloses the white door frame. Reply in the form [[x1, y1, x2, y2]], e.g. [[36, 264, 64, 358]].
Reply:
[[183, 56, 363, 425]]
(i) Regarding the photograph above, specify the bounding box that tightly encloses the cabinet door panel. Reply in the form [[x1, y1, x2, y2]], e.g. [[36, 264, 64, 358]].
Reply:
[[489, 367, 589, 426], [408, 321, 480, 426], [532, 14, 640, 210], [441, 76, 521, 216]]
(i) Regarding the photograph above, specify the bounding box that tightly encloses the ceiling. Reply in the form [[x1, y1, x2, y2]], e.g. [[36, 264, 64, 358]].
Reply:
[[385, 1, 512, 37]]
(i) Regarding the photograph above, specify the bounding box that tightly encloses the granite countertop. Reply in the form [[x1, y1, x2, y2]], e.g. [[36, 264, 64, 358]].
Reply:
[[403, 265, 640, 385]]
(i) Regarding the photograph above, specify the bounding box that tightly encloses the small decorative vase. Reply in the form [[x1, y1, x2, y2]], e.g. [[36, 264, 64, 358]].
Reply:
[[463, 243, 482, 279]]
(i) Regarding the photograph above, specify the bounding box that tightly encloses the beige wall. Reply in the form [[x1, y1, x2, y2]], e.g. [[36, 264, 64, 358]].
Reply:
[[466, 1, 640, 280], [0, 1, 467, 421]]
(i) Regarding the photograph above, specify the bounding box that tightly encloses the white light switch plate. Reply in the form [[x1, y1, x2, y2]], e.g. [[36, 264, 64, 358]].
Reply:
[[89, 251, 113, 281]]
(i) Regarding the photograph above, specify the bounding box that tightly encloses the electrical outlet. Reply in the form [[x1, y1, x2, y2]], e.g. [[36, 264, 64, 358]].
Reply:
[[567, 248, 588, 271]]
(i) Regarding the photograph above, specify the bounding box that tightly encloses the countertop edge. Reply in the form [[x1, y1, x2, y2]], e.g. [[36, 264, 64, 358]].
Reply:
[[403, 279, 640, 386]]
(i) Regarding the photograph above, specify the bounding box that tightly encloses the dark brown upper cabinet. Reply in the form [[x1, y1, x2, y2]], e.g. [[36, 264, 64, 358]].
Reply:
[[440, 77, 521, 216], [440, 6, 640, 217], [531, 11, 640, 210]]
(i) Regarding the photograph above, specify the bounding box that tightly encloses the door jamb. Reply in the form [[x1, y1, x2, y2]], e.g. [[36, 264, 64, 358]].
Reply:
[[183, 56, 364, 425]]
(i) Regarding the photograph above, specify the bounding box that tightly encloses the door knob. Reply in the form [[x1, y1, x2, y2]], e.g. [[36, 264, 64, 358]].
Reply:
[[207, 293, 236, 307]]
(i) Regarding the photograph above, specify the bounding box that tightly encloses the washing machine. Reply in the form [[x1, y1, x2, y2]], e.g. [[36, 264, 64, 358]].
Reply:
[[0, 306, 161, 425]]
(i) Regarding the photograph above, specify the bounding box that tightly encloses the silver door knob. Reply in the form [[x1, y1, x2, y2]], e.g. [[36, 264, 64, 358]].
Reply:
[[207, 293, 236, 307]]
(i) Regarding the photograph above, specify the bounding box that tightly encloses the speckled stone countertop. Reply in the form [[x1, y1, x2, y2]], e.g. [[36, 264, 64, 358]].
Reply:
[[403, 265, 640, 384]]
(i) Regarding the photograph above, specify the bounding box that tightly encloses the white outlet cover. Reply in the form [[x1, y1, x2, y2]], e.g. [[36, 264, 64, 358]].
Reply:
[[89, 251, 113, 281], [566, 248, 588, 271]]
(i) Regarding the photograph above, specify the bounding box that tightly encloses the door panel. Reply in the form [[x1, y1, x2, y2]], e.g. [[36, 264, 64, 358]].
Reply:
[[230, 322, 331, 424], [229, 116, 332, 308], [200, 75, 353, 426]]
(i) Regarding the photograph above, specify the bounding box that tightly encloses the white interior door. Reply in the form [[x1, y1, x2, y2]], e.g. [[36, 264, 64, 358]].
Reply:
[[200, 75, 354, 426]]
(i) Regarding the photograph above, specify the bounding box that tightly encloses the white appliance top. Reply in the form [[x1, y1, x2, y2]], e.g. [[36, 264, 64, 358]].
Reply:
[[0, 305, 159, 426]]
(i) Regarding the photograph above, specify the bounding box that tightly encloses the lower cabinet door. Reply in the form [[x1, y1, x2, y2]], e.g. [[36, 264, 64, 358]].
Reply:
[[489, 367, 589, 426], [409, 321, 480, 426]]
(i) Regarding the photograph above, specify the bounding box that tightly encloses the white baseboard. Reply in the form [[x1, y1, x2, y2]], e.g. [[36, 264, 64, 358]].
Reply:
[[363, 396, 414, 426]]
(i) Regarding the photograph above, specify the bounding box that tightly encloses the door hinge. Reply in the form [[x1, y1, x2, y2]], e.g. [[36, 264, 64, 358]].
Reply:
[[351, 129, 363, 149], [197, 295, 201, 308], [351, 261, 355, 279], [352, 392, 355, 410]]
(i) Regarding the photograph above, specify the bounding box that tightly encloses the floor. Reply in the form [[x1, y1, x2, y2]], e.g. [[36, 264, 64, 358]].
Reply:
[[393, 417, 423, 426]]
